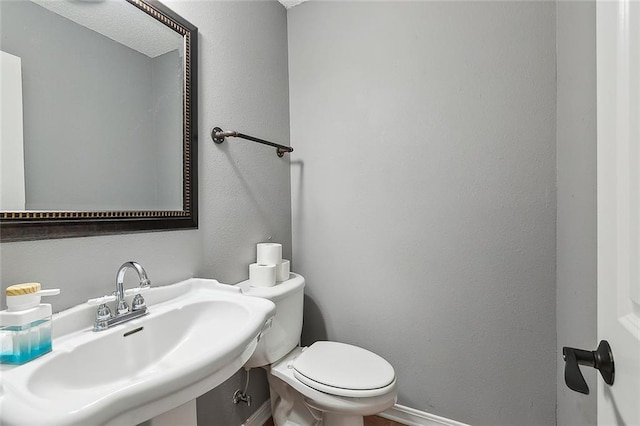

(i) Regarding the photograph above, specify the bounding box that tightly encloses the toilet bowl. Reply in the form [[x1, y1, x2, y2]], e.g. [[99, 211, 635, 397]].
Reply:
[[270, 345, 397, 423], [238, 274, 397, 426]]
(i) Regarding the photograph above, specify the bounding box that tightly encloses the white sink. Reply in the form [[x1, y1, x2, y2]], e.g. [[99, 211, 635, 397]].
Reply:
[[0, 279, 275, 426]]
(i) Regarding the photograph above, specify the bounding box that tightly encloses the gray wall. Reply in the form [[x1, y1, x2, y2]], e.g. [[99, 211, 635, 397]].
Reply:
[[288, 2, 557, 425], [0, 0, 290, 424], [556, 1, 598, 425], [165, 0, 291, 422]]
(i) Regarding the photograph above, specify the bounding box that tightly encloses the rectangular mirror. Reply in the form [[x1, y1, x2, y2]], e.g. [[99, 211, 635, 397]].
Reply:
[[0, 0, 197, 242]]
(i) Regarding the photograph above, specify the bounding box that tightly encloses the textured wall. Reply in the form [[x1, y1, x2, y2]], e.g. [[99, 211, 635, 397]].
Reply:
[[163, 1, 291, 423], [556, 1, 598, 425], [170, 0, 293, 284], [288, 2, 557, 425], [0, 1, 290, 424]]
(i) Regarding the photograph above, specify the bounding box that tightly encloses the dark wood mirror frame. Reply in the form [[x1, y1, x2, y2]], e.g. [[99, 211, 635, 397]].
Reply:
[[0, 0, 197, 242]]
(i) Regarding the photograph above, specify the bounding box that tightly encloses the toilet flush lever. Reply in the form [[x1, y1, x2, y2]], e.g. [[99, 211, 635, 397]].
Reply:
[[562, 340, 614, 394]]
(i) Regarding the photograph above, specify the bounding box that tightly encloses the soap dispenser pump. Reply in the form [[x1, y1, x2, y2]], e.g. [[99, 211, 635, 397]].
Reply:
[[0, 283, 60, 365]]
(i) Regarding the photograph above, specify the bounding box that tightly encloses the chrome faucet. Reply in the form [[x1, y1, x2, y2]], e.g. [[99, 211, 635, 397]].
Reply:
[[115, 261, 151, 315], [93, 261, 151, 331]]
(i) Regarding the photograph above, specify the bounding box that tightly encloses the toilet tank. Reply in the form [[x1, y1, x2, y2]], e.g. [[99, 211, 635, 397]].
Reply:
[[238, 273, 305, 369]]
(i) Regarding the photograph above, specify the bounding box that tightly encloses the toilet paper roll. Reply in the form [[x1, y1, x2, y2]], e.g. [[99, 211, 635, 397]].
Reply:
[[257, 243, 282, 265], [249, 263, 276, 287], [276, 259, 290, 282]]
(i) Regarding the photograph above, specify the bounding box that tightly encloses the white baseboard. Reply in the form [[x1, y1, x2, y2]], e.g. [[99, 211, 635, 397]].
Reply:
[[242, 401, 469, 426], [379, 404, 470, 426], [242, 400, 272, 426]]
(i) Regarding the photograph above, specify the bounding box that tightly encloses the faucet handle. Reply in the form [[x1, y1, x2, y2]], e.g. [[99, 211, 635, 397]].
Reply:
[[126, 288, 149, 311], [93, 303, 113, 331], [131, 294, 147, 311], [87, 295, 116, 305], [96, 303, 112, 321], [124, 287, 150, 297]]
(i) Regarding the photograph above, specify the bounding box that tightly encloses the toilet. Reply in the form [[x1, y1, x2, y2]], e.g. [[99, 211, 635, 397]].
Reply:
[[238, 273, 397, 426]]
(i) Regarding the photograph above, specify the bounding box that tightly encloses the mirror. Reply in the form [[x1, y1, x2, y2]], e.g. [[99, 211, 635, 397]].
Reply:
[[0, 0, 197, 241]]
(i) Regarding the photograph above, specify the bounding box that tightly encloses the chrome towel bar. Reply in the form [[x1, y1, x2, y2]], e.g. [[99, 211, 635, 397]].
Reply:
[[211, 126, 293, 157]]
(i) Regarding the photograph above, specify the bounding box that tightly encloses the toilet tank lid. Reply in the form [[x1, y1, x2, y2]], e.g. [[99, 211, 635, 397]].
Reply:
[[236, 273, 305, 301], [293, 341, 395, 392]]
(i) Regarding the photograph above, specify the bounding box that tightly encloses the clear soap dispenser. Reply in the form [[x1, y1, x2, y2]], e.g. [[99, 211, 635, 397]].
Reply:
[[0, 283, 60, 365]]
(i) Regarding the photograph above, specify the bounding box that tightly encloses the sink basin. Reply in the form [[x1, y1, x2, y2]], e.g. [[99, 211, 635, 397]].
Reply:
[[0, 279, 275, 426]]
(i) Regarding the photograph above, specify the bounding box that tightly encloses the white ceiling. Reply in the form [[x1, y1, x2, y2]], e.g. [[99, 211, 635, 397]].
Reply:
[[31, 0, 183, 58]]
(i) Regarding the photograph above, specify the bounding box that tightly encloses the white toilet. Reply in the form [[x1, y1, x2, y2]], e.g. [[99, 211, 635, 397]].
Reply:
[[238, 273, 397, 426]]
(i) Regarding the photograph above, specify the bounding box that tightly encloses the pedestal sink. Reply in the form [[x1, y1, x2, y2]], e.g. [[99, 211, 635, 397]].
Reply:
[[0, 279, 276, 426]]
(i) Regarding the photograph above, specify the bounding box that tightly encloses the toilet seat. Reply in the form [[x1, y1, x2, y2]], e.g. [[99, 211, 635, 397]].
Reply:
[[292, 341, 396, 398], [269, 346, 398, 417]]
